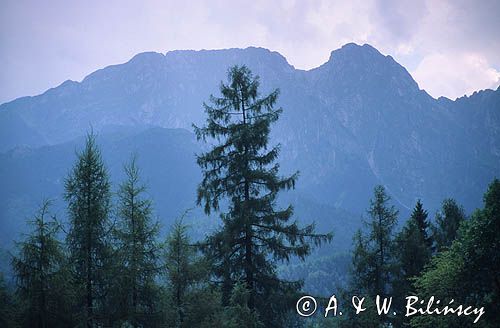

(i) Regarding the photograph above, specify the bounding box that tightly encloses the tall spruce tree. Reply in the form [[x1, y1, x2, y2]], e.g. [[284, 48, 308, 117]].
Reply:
[[412, 199, 432, 248], [65, 133, 112, 327], [432, 198, 466, 252], [11, 200, 72, 327], [396, 199, 432, 281], [112, 156, 161, 326], [194, 65, 331, 325], [392, 200, 432, 326]]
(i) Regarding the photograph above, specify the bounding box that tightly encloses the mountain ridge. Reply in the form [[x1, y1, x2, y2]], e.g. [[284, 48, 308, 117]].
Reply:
[[3, 43, 496, 109], [1, 43, 499, 239]]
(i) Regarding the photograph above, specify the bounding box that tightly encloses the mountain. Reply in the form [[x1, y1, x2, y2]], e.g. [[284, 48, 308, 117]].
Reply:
[[1, 43, 499, 250]]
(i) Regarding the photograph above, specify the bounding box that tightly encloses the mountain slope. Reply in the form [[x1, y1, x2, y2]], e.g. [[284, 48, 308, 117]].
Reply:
[[0, 127, 200, 248], [1, 43, 499, 229], [0, 125, 358, 253]]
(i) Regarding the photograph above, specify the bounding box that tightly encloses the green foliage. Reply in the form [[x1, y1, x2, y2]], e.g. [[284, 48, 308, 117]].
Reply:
[[431, 198, 466, 252], [279, 253, 350, 298], [396, 219, 430, 281], [110, 156, 162, 326], [164, 218, 219, 327], [410, 245, 465, 328], [221, 282, 264, 328], [64, 132, 113, 326], [11, 200, 73, 327], [411, 199, 432, 249], [194, 65, 331, 325], [345, 185, 398, 326], [392, 200, 432, 325], [462, 179, 500, 324], [0, 272, 15, 328], [397, 200, 432, 279], [411, 179, 500, 327], [352, 185, 398, 297]]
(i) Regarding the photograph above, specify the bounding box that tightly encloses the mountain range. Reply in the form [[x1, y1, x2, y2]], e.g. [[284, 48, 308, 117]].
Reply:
[[1, 43, 499, 252]]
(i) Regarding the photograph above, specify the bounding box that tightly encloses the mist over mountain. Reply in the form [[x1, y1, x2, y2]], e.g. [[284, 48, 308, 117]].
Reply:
[[1, 43, 499, 250]]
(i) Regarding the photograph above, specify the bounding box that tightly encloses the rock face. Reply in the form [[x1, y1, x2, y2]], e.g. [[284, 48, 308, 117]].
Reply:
[[0, 43, 499, 237]]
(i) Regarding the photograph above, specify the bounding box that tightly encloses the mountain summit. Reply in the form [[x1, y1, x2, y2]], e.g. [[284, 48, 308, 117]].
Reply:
[[0, 43, 499, 235]]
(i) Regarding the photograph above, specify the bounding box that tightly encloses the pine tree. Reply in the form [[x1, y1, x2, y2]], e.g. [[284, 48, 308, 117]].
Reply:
[[194, 65, 331, 325], [64, 133, 112, 327], [432, 198, 466, 252], [112, 156, 162, 326], [11, 200, 73, 327]]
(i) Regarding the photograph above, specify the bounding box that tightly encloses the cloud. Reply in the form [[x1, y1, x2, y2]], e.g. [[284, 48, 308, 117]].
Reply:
[[1, 0, 499, 103], [372, 0, 428, 44], [412, 52, 500, 99]]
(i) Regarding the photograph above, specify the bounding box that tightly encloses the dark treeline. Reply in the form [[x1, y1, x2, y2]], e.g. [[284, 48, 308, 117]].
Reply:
[[313, 181, 499, 328], [1, 65, 499, 328]]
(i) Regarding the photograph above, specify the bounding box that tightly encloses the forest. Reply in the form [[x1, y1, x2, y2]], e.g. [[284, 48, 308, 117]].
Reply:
[[0, 66, 498, 328]]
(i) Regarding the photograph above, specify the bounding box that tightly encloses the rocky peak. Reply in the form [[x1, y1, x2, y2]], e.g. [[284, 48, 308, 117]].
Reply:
[[313, 43, 420, 96]]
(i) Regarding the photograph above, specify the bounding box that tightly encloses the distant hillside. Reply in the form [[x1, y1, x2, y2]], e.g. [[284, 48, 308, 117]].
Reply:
[[0, 125, 356, 252], [0, 127, 200, 247]]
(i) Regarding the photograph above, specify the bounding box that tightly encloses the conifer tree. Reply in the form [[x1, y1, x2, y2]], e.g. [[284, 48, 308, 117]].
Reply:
[[412, 199, 432, 248], [347, 185, 398, 326], [221, 282, 264, 328], [395, 199, 432, 281], [0, 272, 15, 328], [164, 218, 218, 328], [65, 133, 112, 327], [112, 156, 161, 326], [350, 230, 371, 292], [194, 65, 331, 325], [432, 198, 466, 252], [11, 200, 72, 327], [165, 220, 194, 327], [392, 200, 432, 325], [412, 179, 500, 327], [361, 185, 398, 296]]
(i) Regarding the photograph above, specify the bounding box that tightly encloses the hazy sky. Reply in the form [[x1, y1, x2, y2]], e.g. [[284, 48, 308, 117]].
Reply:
[[1, 0, 499, 104]]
